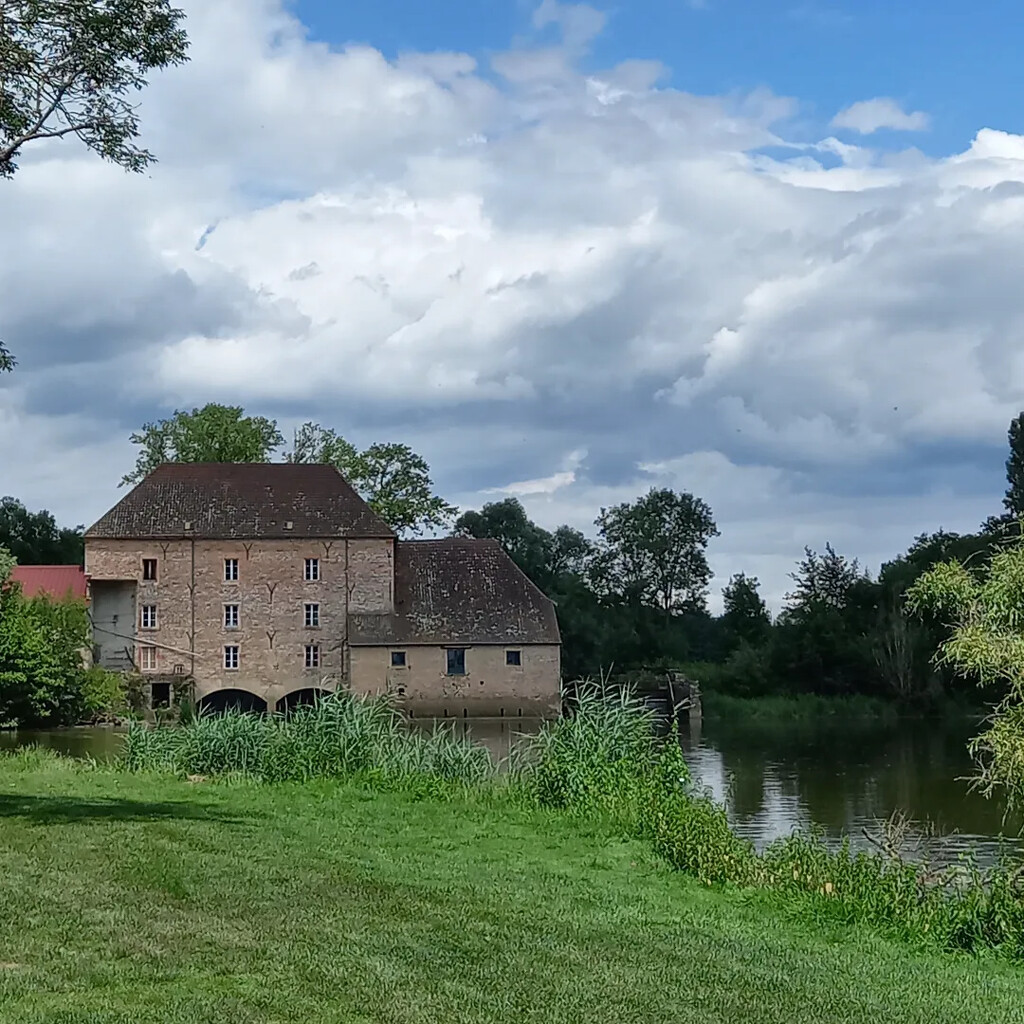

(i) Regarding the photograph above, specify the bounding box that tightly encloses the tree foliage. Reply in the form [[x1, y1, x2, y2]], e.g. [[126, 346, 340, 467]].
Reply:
[[1005, 412, 1024, 520], [289, 423, 457, 537], [0, 339, 13, 372], [0, 571, 92, 726], [0, 0, 189, 178], [0, 495, 83, 564], [122, 405, 285, 485], [906, 530, 1024, 805], [590, 489, 719, 615], [721, 573, 771, 650]]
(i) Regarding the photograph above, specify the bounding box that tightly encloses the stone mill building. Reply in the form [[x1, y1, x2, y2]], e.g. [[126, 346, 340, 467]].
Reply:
[[83, 463, 561, 716]]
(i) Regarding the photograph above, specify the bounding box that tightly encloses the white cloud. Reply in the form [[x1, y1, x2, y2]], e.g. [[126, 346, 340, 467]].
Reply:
[[831, 97, 930, 134], [1, 0, 1021, 613]]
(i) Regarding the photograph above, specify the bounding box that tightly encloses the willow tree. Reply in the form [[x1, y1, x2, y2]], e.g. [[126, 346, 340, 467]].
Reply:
[[906, 530, 1024, 807]]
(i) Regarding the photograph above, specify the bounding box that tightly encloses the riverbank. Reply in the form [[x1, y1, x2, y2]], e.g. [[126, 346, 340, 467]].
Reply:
[[1, 754, 1022, 1023], [701, 691, 990, 724]]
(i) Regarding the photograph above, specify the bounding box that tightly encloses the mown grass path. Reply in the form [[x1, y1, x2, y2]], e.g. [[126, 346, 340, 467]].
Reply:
[[2, 760, 1023, 1023]]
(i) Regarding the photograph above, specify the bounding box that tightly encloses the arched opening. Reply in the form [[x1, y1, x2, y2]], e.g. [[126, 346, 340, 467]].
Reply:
[[275, 688, 330, 715], [197, 689, 268, 716]]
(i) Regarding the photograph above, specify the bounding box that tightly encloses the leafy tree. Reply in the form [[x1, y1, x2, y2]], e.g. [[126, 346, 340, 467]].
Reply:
[[0, 543, 14, 583], [590, 488, 719, 616], [721, 573, 771, 651], [122, 404, 284, 485], [0, 568, 91, 726], [907, 537, 1024, 806], [1004, 412, 1024, 519], [783, 543, 866, 614], [0, 0, 189, 178], [289, 423, 456, 537], [0, 340, 13, 372], [0, 496, 84, 564]]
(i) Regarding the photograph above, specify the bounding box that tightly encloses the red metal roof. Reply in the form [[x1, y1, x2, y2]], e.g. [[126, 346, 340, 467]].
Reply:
[[10, 566, 88, 602]]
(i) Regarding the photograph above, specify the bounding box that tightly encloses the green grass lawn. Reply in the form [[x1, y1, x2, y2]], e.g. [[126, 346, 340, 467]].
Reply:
[[2, 756, 1023, 1024]]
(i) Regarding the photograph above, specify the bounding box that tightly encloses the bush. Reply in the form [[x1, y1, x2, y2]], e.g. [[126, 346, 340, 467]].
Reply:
[[79, 667, 128, 721]]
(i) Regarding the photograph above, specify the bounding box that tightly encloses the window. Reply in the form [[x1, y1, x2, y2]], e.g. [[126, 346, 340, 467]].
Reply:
[[139, 645, 157, 671], [224, 558, 239, 582], [224, 604, 239, 629], [304, 603, 320, 628], [506, 650, 522, 667], [391, 651, 407, 668], [151, 681, 171, 709], [142, 558, 157, 581], [224, 645, 239, 670], [304, 557, 320, 581], [305, 644, 321, 669], [446, 648, 466, 676], [141, 604, 157, 630]]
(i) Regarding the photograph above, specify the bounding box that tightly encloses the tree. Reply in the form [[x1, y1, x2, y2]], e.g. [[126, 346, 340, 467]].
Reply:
[[721, 573, 771, 649], [1004, 412, 1024, 520], [0, 340, 13, 372], [0, 543, 14, 583], [784, 543, 865, 614], [907, 538, 1024, 807], [288, 423, 456, 537], [590, 488, 719, 616], [122, 404, 284, 485], [0, 0, 189, 179], [0, 496, 84, 564]]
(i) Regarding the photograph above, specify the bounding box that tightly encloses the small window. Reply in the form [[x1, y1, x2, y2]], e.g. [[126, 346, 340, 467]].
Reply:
[[224, 558, 239, 582], [305, 644, 321, 669], [304, 603, 320, 628], [446, 648, 466, 676], [224, 604, 239, 629], [304, 557, 320, 581], [139, 645, 157, 671], [151, 681, 171, 709], [142, 558, 157, 581], [141, 605, 157, 630], [224, 645, 239, 670], [506, 650, 522, 667], [391, 651, 407, 668]]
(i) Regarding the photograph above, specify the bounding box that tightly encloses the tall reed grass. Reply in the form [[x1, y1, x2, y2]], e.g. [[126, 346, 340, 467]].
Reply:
[[120, 693, 494, 789]]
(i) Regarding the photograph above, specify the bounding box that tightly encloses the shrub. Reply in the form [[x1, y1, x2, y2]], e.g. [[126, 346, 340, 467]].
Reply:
[[79, 667, 128, 721]]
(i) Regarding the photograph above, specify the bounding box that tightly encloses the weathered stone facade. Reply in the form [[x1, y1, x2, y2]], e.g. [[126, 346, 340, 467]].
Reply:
[[85, 537, 398, 710], [84, 464, 561, 716], [349, 643, 561, 717]]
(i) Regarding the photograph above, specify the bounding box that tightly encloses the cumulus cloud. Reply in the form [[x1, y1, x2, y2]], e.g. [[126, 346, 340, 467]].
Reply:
[[1, 0, 1021, 612], [831, 97, 930, 134]]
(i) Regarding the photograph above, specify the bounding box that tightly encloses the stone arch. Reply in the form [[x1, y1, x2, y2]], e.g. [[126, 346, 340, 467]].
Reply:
[[197, 689, 268, 715], [275, 688, 330, 715]]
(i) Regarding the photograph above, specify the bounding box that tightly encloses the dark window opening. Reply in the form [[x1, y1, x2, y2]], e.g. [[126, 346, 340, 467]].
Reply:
[[446, 648, 466, 676], [142, 559, 157, 581], [506, 649, 522, 667], [151, 682, 171, 709], [391, 651, 407, 667]]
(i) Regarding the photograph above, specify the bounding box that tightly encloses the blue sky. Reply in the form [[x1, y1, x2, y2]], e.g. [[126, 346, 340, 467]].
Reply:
[[4, 0, 1024, 610], [296, 0, 1022, 156]]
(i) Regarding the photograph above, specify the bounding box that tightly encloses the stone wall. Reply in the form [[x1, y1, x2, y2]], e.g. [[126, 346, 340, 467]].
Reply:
[[85, 537, 395, 711], [349, 643, 561, 717]]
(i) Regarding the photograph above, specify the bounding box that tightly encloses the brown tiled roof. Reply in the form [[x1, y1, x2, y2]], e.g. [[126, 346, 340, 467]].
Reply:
[[349, 538, 560, 646], [85, 463, 395, 540], [10, 565, 88, 601]]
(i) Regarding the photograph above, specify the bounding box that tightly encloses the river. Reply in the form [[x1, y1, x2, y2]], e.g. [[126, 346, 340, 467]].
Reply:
[[2, 712, 1019, 866]]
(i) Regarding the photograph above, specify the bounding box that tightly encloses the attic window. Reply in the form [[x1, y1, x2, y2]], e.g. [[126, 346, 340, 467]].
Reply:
[[391, 651, 407, 668], [142, 558, 157, 581], [506, 650, 522, 667]]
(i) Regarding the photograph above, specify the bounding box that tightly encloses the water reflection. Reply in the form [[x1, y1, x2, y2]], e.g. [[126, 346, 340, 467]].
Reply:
[[0, 727, 127, 761], [685, 715, 1024, 866]]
